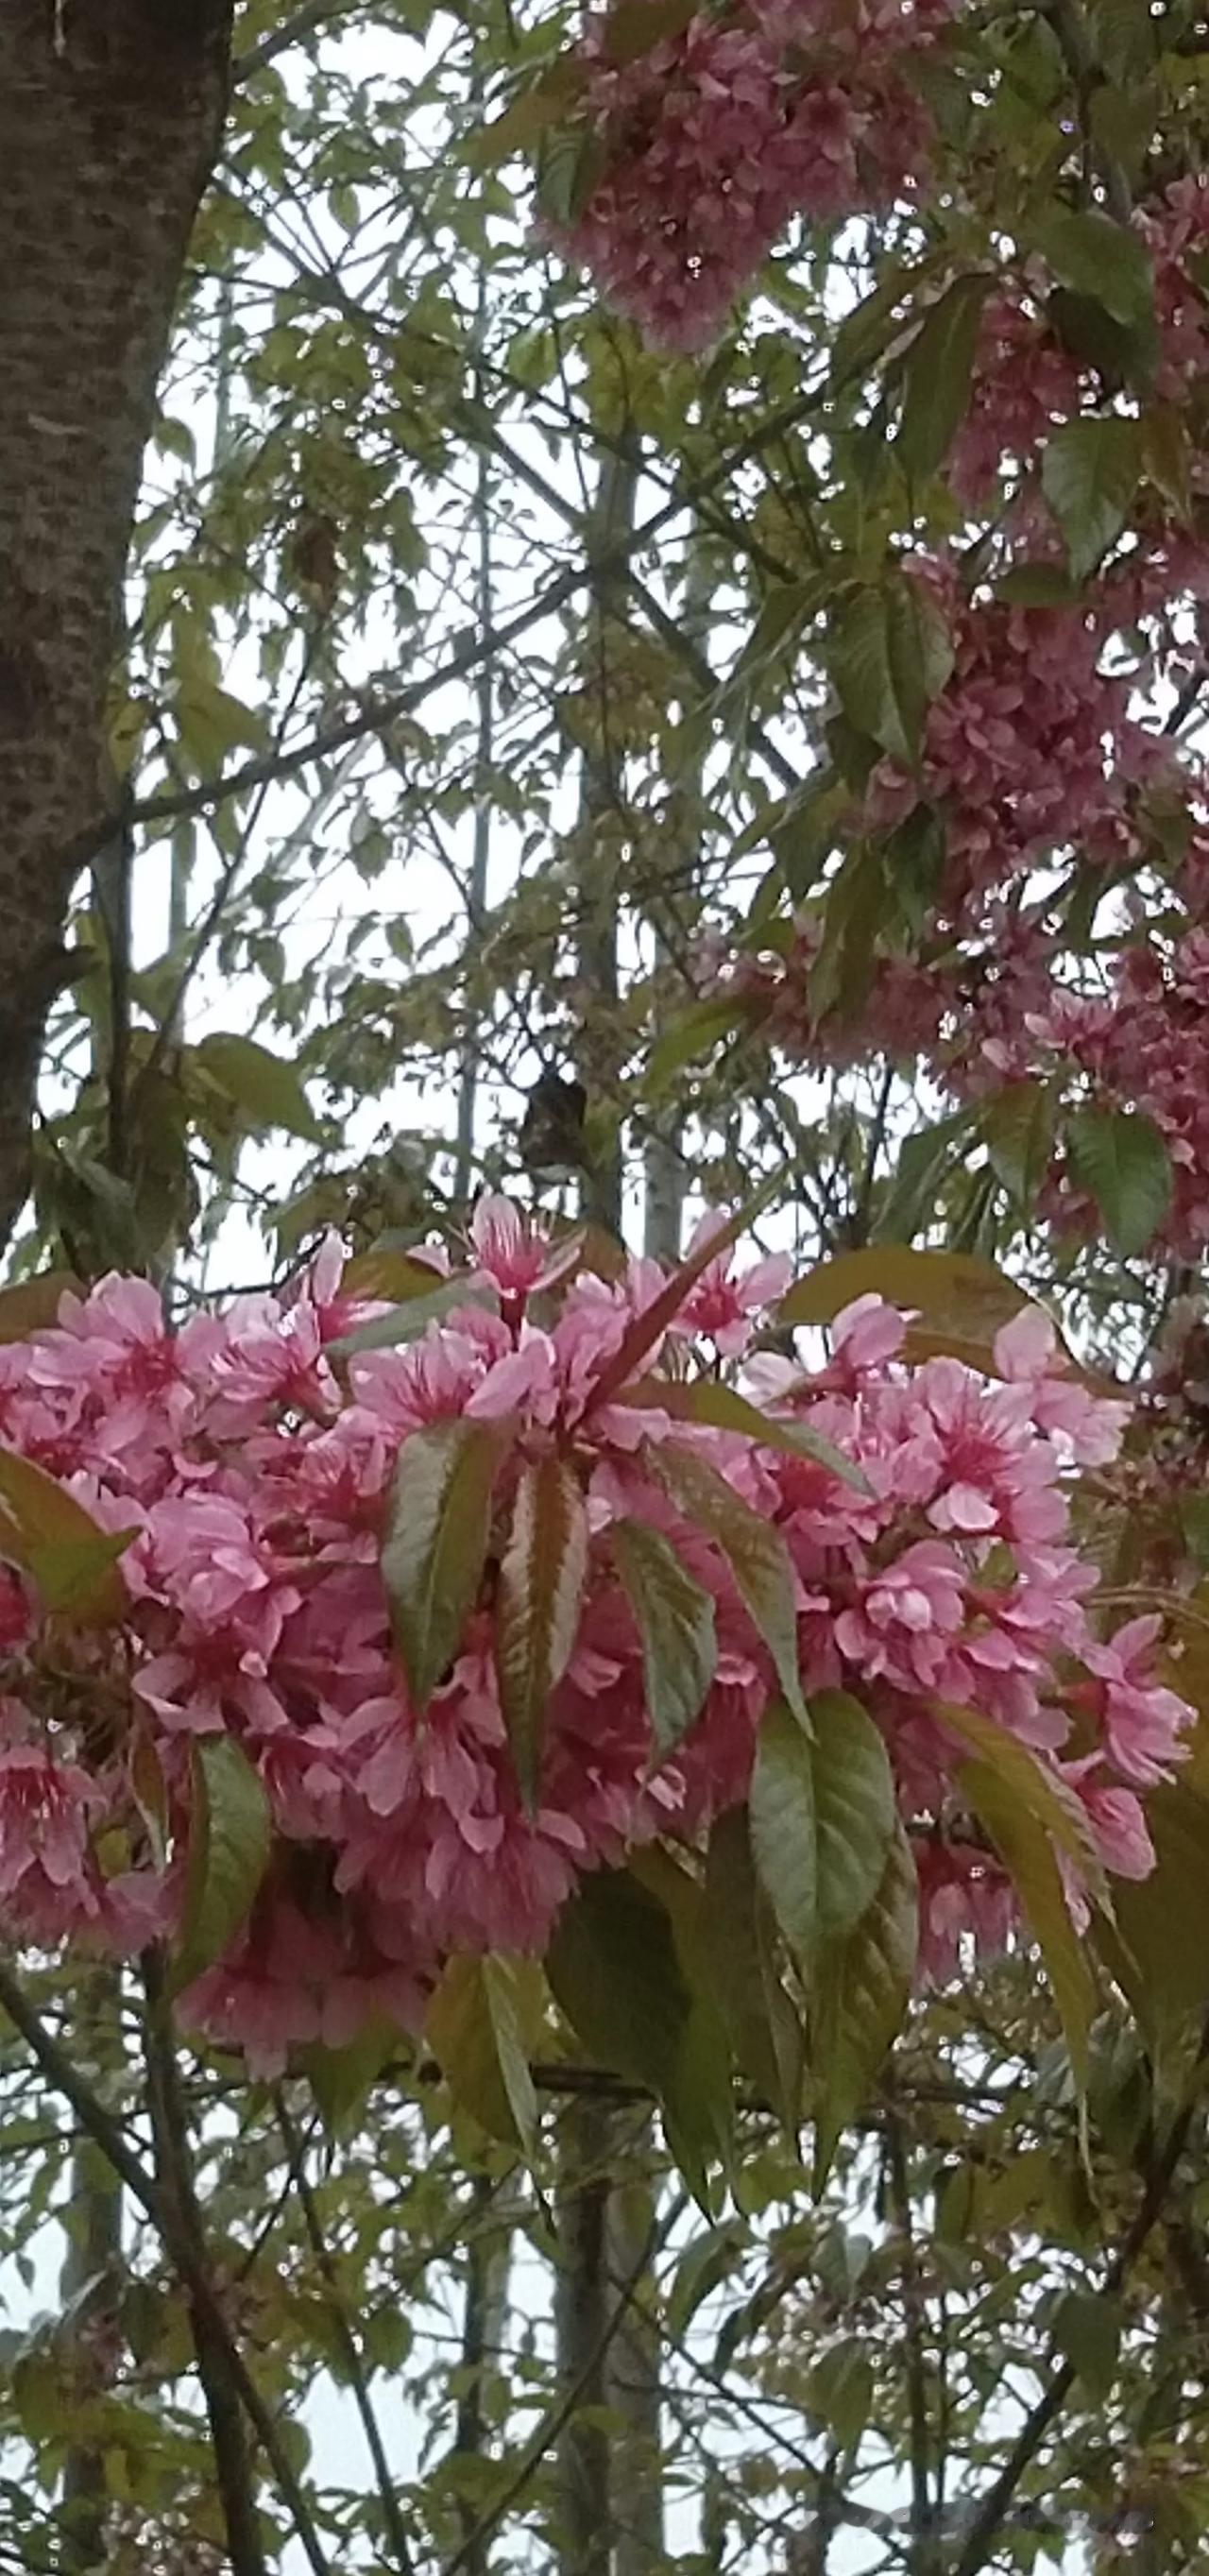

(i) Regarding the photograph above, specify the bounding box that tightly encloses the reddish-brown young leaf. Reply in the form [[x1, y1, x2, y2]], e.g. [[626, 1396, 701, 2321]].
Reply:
[[495, 1452, 589, 1807]]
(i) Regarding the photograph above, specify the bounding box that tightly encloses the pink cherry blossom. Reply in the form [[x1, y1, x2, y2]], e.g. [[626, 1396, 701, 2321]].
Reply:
[[672, 1216, 792, 1356], [0, 1210, 1189, 2071]]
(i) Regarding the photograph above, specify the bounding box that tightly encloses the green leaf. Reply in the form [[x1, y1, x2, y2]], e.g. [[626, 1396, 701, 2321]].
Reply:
[[612, 1519, 717, 1760], [704, 1808, 804, 2131], [961, 1760, 1098, 2084], [749, 1699, 817, 1962], [673, 1379, 871, 1495], [982, 1081, 1059, 1208], [340, 1246, 458, 1302], [1100, 1777, 1209, 2045], [811, 1691, 896, 1947], [827, 579, 953, 771], [667, 2222, 749, 2341], [881, 801, 946, 939], [173, 676, 266, 773], [874, 1107, 979, 1245], [828, 260, 911, 395], [995, 562, 1084, 608], [1066, 1103, 1172, 1257], [807, 2338, 875, 2454], [195, 1032, 325, 1144], [536, 124, 605, 228], [602, 0, 696, 61], [301, 2019, 400, 2136], [1051, 2287, 1123, 2402], [466, 57, 586, 167], [937, 1700, 1108, 1902], [654, 1443, 804, 1716], [896, 274, 989, 484], [549, 1868, 688, 2098], [327, 1280, 496, 1359], [1141, 402, 1193, 523], [546, 1860, 719, 2175], [780, 1245, 1031, 1365], [0, 1271, 77, 1344], [171, 1737, 271, 1996], [495, 1454, 588, 1805], [809, 841, 885, 1025], [1033, 208, 1154, 329], [482, 1955, 541, 2159], [811, 1824, 918, 2186], [426, 1953, 542, 2153], [0, 1450, 134, 1626], [1042, 417, 1141, 579], [382, 1420, 506, 1712], [626, 1845, 736, 2195], [646, 992, 758, 1094], [1046, 286, 1159, 396]]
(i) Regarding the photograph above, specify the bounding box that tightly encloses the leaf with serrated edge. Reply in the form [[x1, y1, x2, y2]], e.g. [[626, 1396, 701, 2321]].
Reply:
[[750, 1699, 817, 1960], [496, 1454, 587, 1805], [655, 1443, 805, 1715], [674, 1379, 871, 1495], [426, 1953, 541, 2149], [0, 1449, 134, 1626], [961, 1758, 1097, 2084], [936, 1700, 1109, 1906], [1066, 1104, 1172, 1259], [811, 1691, 896, 1945], [171, 1737, 271, 1996], [897, 274, 990, 484], [811, 1823, 918, 2187], [705, 1807, 804, 2130], [382, 1420, 505, 1712], [612, 1518, 717, 1758]]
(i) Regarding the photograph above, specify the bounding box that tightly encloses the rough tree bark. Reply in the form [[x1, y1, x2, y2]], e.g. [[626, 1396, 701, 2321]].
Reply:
[[0, 0, 235, 1251]]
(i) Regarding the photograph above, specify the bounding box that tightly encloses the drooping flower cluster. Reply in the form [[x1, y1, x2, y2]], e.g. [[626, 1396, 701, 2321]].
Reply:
[[547, 0, 956, 350], [0, 1203, 1189, 2062]]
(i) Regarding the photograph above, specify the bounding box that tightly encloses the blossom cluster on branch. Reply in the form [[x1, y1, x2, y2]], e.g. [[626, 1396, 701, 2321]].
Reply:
[[0, 1203, 1188, 2069], [548, 0, 955, 350]]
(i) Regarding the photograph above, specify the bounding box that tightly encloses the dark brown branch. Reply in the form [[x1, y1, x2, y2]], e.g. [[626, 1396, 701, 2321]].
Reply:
[[143, 1959, 267, 2576], [0, 1958, 332, 2576]]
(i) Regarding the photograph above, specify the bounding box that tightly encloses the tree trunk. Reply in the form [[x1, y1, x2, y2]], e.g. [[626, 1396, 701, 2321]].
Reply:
[[0, 0, 234, 1250], [554, 2096, 613, 2576]]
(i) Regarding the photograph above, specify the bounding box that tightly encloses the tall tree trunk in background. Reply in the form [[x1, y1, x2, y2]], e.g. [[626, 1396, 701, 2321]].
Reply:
[[0, 0, 234, 1252], [452, 2172, 514, 2576], [604, 2146, 663, 2576], [553, 442, 641, 2576], [554, 2096, 613, 2576], [573, 444, 638, 1237]]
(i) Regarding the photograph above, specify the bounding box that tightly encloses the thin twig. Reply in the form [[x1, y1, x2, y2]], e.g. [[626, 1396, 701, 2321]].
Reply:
[[274, 2090, 417, 2576], [953, 2039, 1209, 2574]]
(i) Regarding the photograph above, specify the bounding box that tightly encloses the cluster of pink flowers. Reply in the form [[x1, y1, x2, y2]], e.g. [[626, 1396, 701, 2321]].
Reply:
[[948, 292, 1086, 508], [964, 930, 1209, 1259], [872, 585, 1169, 905], [0, 1202, 1190, 2058], [548, 0, 955, 350]]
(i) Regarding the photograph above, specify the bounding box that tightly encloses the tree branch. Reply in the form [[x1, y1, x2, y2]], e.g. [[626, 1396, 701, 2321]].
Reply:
[[0, 1958, 332, 2576], [275, 2090, 417, 2576], [953, 2043, 1209, 2573]]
